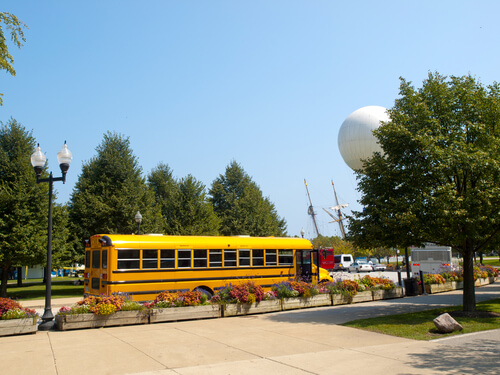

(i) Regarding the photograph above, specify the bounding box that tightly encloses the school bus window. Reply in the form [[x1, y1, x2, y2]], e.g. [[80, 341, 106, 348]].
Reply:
[[91, 278, 99, 289], [117, 249, 140, 269], [85, 250, 91, 268], [102, 250, 108, 269], [252, 249, 264, 266], [266, 249, 277, 266], [178, 249, 192, 268], [92, 250, 100, 268], [209, 249, 222, 267], [239, 249, 250, 267], [224, 249, 236, 267], [278, 249, 293, 265], [160, 249, 175, 269], [143, 249, 158, 269], [193, 250, 207, 268]]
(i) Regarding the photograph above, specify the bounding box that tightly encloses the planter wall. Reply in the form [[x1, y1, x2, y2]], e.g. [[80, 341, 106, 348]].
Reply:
[[53, 286, 407, 331], [332, 294, 351, 305], [0, 317, 37, 337], [55, 310, 148, 331], [475, 277, 493, 287], [417, 277, 496, 294], [223, 300, 281, 317], [151, 305, 220, 323], [281, 294, 332, 311], [372, 287, 403, 301], [351, 290, 373, 304]]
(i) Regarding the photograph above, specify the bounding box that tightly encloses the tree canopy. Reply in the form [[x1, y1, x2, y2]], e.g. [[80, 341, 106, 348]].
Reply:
[[148, 163, 220, 235], [209, 161, 287, 236], [69, 132, 163, 249], [347, 72, 500, 312], [0, 12, 27, 106], [0, 119, 46, 296]]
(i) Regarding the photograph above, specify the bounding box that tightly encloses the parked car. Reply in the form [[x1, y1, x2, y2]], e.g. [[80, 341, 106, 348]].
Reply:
[[348, 261, 373, 273], [372, 263, 387, 271], [333, 254, 354, 271]]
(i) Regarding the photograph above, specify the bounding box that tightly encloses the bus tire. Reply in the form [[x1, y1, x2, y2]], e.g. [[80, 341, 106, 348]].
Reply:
[[194, 287, 213, 300]]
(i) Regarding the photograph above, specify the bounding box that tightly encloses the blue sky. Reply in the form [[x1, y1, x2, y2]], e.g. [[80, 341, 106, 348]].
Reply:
[[2, 1, 499, 239]]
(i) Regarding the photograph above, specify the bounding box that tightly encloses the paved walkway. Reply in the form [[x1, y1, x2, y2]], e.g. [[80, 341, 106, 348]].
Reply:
[[1, 284, 499, 375]]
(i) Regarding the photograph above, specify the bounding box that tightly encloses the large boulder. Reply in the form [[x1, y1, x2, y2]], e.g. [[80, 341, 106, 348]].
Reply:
[[433, 313, 463, 333]]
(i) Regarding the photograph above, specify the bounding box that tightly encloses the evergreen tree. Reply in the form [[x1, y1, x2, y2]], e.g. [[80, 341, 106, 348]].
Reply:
[[176, 175, 220, 235], [147, 163, 180, 234], [148, 163, 220, 235], [209, 161, 286, 236], [52, 203, 79, 267], [69, 132, 162, 251], [0, 119, 46, 296]]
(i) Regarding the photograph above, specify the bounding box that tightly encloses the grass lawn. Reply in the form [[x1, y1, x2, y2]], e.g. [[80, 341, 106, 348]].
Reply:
[[342, 298, 500, 341], [6, 277, 84, 300], [479, 258, 500, 267]]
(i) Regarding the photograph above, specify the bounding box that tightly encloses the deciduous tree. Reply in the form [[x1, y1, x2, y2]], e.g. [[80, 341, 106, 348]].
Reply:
[[348, 73, 500, 312], [0, 12, 27, 105]]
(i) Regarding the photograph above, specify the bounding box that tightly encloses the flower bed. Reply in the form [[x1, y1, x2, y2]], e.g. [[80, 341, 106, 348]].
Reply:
[[53, 276, 406, 331], [56, 295, 147, 331], [222, 300, 282, 316], [415, 265, 497, 294], [213, 282, 282, 316], [0, 298, 38, 337], [147, 290, 220, 322], [321, 275, 398, 304]]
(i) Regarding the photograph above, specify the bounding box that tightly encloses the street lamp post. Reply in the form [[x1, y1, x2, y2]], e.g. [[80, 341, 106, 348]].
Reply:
[[30, 142, 72, 331], [135, 211, 142, 234]]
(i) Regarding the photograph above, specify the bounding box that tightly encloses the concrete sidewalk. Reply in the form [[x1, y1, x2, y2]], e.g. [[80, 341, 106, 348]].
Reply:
[[1, 284, 499, 375]]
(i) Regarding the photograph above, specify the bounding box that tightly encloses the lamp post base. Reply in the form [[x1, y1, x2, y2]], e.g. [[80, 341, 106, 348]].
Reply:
[[38, 319, 55, 331]]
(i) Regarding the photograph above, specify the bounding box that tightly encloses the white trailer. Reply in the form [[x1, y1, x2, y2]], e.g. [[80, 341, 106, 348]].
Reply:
[[410, 244, 458, 274]]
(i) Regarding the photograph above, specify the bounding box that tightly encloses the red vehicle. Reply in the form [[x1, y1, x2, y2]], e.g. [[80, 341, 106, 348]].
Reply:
[[318, 248, 335, 271]]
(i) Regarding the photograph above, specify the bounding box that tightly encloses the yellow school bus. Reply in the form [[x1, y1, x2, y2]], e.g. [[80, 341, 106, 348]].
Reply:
[[83, 234, 332, 301]]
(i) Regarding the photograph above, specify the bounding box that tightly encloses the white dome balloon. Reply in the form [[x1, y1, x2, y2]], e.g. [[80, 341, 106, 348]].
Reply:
[[338, 105, 389, 171]]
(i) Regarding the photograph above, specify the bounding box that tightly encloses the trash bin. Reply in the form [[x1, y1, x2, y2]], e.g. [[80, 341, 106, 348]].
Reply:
[[404, 277, 419, 296]]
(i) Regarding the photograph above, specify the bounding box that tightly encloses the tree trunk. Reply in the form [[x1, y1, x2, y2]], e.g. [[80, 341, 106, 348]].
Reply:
[[16, 266, 22, 287], [1, 266, 9, 298], [462, 247, 476, 313]]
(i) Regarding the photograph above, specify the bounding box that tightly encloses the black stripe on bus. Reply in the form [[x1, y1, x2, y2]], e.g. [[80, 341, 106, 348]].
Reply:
[[102, 273, 294, 285], [112, 266, 293, 273]]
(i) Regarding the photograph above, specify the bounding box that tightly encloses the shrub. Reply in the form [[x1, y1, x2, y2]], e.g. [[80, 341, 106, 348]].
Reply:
[[358, 275, 395, 290], [57, 294, 143, 316], [212, 282, 266, 304], [271, 281, 298, 299], [473, 267, 489, 280], [440, 268, 464, 282], [0, 298, 38, 320], [322, 279, 360, 299], [149, 290, 208, 308], [422, 273, 446, 285], [478, 265, 499, 278]]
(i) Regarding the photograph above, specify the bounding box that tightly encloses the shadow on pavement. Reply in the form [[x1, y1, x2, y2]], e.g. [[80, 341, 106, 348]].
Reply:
[[262, 283, 500, 325], [407, 338, 499, 374]]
